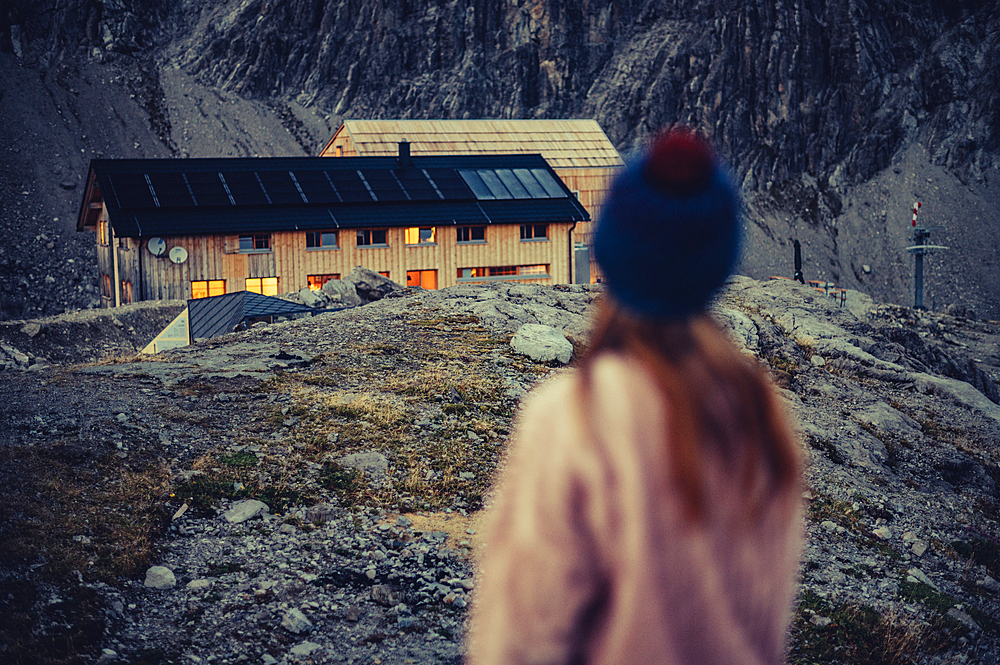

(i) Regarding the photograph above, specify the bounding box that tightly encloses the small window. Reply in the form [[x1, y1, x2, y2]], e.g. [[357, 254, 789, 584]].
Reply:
[[121, 280, 133, 304], [518, 264, 548, 276], [336, 145, 343, 157], [98, 219, 110, 246], [489, 266, 518, 276], [458, 265, 550, 280], [405, 227, 437, 245], [245, 277, 279, 296], [101, 274, 112, 298], [406, 269, 438, 290], [379, 271, 390, 278], [239, 234, 270, 251], [457, 226, 486, 243], [308, 274, 339, 291], [306, 230, 338, 250], [520, 224, 548, 241], [357, 229, 388, 246], [191, 280, 226, 299]]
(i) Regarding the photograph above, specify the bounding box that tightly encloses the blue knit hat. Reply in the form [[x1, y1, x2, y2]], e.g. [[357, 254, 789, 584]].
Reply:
[[593, 127, 741, 319]]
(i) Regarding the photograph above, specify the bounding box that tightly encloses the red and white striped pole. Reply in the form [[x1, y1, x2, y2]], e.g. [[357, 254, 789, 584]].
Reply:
[[912, 201, 921, 227]]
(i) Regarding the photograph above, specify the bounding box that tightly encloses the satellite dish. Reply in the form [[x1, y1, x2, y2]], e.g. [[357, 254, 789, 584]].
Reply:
[[147, 237, 167, 257], [168, 246, 189, 264]]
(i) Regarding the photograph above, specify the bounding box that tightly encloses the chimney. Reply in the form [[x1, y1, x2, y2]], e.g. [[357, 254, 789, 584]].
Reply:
[[398, 139, 411, 168]]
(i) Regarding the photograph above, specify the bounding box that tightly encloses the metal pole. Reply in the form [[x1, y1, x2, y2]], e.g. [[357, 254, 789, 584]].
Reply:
[[793, 239, 804, 284], [914, 248, 924, 309]]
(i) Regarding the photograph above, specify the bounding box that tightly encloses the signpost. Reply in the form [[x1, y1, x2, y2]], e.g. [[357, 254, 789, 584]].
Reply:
[[905, 201, 949, 310]]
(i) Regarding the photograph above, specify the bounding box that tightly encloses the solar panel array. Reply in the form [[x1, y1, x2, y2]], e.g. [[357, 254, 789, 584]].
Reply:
[[104, 165, 567, 211]]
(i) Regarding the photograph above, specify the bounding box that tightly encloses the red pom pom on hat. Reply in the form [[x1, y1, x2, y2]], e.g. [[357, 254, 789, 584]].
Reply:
[[643, 127, 715, 196]]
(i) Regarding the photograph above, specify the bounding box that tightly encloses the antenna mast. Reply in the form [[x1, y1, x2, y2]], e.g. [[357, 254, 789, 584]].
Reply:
[[905, 201, 949, 310]]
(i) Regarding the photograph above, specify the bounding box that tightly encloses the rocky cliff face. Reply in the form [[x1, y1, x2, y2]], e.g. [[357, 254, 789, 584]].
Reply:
[[1, 0, 998, 319]]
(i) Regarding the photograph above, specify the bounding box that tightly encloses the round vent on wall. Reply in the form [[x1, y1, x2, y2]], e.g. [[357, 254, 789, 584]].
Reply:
[[147, 237, 167, 257], [168, 246, 189, 264]]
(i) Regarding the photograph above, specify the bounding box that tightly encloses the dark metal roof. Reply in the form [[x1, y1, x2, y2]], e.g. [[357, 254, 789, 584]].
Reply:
[[187, 291, 317, 341], [79, 154, 590, 237]]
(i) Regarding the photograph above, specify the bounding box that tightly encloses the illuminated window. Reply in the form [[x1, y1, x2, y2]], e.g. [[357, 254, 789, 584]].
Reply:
[[458, 265, 550, 280], [379, 271, 390, 278], [405, 227, 436, 245], [357, 229, 388, 246], [308, 274, 339, 291], [520, 224, 548, 241], [98, 219, 110, 246], [336, 146, 343, 157], [191, 280, 226, 299], [245, 277, 279, 295], [306, 231, 338, 249], [406, 269, 438, 290], [239, 234, 270, 251], [121, 280, 133, 304], [101, 274, 112, 298], [457, 225, 486, 243]]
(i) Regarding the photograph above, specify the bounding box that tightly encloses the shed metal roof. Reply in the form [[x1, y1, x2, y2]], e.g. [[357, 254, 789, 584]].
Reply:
[[78, 154, 589, 237], [321, 119, 624, 169], [187, 291, 318, 341]]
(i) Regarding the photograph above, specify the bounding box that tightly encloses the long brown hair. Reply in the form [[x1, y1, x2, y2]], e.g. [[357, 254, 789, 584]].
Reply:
[[580, 298, 800, 523]]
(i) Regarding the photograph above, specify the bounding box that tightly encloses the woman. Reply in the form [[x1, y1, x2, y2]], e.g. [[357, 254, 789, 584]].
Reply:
[[469, 128, 803, 665]]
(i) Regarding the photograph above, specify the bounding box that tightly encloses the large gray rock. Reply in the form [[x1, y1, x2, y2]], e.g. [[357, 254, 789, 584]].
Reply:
[[222, 499, 269, 524], [297, 286, 324, 308], [336, 452, 389, 486], [280, 608, 314, 634], [345, 267, 402, 302], [143, 565, 176, 589], [510, 324, 574, 364], [321, 278, 364, 307]]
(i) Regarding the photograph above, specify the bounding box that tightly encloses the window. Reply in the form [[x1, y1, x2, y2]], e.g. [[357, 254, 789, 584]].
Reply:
[[191, 280, 226, 299], [379, 271, 390, 278], [457, 225, 486, 243], [336, 145, 343, 157], [98, 219, 110, 246], [306, 230, 338, 249], [239, 234, 270, 252], [406, 269, 438, 290], [308, 274, 339, 291], [121, 280, 133, 304], [458, 265, 550, 280], [520, 224, 548, 241], [357, 229, 388, 246], [245, 277, 279, 296], [405, 227, 437, 245], [100, 274, 112, 298]]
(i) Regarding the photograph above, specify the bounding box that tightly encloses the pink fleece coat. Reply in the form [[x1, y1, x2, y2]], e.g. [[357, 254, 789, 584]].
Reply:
[[469, 352, 802, 665]]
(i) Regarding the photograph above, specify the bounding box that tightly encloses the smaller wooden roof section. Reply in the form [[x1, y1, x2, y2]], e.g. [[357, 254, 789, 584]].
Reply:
[[76, 154, 590, 238], [321, 119, 624, 169], [188, 291, 318, 341]]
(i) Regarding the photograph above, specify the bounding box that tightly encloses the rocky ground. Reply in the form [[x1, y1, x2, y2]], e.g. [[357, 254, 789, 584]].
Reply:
[[1, 278, 999, 664]]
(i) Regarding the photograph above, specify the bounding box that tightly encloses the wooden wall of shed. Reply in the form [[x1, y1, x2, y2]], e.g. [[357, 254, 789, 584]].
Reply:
[[126, 221, 574, 302]]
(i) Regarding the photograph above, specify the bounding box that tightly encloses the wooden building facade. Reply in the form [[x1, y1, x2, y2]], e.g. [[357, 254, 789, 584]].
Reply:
[[77, 152, 589, 307], [320, 120, 623, 281]]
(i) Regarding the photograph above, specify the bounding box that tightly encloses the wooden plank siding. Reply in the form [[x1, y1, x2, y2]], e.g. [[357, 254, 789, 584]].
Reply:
[[109, 222, 575, 302]]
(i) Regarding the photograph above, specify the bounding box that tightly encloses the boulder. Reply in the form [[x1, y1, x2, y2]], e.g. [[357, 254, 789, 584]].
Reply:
[[510, 324, 573, 364], [143, 565, 176, 589], [280, 607, 314, 634], [297, 286, 324, 308], [321, 278, 364, 307], [344, 267, 402, 302], [222, 499, 269, 524]]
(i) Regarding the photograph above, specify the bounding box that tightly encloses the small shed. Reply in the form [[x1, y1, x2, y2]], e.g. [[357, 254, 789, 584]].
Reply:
[[188, 291, 319, 341]]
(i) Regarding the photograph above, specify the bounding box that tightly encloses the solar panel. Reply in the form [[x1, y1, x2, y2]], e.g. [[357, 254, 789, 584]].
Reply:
[[326, 170, 373, 203], [147, 172, 195, 208], [293, 170, 341, 204], [531, 168, 566, 197], [476, 170, 513, 199], [424, 169, 471, 200], [221, 171, 270, 206], [512, 169, 548, 198], [494, 169, 530, 199], [108, 173, 155, 209], [256, 171, 303, 205], [186, 171, 232, 207], [360, 169, 407, 202], [458, 170, 494, 200], [394, 168, 440, 201]]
